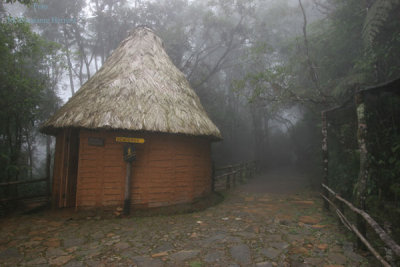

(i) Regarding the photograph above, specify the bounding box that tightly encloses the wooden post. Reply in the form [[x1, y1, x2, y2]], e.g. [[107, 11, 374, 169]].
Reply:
[[240, 164, 244, 183], [321, 111, 329, 210], [226, 174, 230, 190], [123, 162, 132, 215], [355, 92, 368, 248], [211, 161, 215, 192], [46, 136, 52, 199]]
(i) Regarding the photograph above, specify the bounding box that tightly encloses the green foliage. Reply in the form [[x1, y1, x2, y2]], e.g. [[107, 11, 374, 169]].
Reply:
[[362, 0, 400, 47], [0, 20, 60, 184]]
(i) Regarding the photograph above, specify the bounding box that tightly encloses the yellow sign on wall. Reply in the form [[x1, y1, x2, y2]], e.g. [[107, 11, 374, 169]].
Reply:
[[116, 137, 145, 144]]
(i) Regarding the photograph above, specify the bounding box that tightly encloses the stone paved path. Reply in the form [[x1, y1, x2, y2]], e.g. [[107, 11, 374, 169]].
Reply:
[[0, 170, 374, 266]]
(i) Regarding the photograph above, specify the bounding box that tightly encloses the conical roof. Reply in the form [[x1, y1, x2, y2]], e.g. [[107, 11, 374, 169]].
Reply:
[[41, 27, 221, 140]]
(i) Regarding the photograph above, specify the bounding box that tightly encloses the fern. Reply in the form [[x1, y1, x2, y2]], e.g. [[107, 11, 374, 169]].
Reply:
[[362, 0, 400, 47]]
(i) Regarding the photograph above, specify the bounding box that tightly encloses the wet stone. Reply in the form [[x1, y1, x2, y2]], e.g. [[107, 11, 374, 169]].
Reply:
[[152, 242, 174, 253], [114, 241, 130, 250], [91, 231, 104, 239], [132, 256, 164, 267], [49, 255, 75, 266], [255, 261, 274, 267], [261, 247, 281, 259], [344, 251, 364, 262], [204, 250, 225, 263], [64, 259, 85, 267], [230, 244, 251, 265], [170, 249, 200, 261], [269, 242, 289, 250], [26, 257, 47, 265], [304, 257, 325, 265], [0, 247, 21, 259], [46, 247, 67, 257], [63, 238, 85, 248], [328, 252, 348, 265]]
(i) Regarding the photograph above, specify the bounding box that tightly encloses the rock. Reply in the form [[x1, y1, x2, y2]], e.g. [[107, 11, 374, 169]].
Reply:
[[269, 242, 289, 250], [91, 231, 104, 239], [190, 232, 199, 238], [132, 256, 164, 267], [204, 251, 225, 263], [317, 243, 328, 251], [152, 242, 174, 253], [66, 246, 78, 253], [230, 244, 251, 265], [311, 224, 326, 229], [344, 251, 364, 262], [0, 247, 21, 259], [170, 250, 200, 261], [304, 257, 325, 265], [256, 261, 274, 267], [63, 238, 84, 248], [64, 260, 85, 267], [290, 246, 309, 256], [44, 238, 61, 248], [114, 241, 130, 250], [46, 248, 67, 257], [260, 247, 280, 259], [327, 252, 347, 265], [298, 216, 320, 225], [49, 255, 74, 266], [26, 257, 47, 265]]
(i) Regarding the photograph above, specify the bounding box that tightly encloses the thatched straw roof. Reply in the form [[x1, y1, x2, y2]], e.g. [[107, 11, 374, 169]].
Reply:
[[41, 27, 221, 140]]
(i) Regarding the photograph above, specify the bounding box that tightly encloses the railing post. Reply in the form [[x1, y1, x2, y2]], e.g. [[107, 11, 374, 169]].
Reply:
[[211, 161, 215, 192]]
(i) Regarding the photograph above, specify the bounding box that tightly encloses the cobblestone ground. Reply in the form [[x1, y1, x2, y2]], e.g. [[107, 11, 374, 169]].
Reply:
[[0, 171, 374, 266]]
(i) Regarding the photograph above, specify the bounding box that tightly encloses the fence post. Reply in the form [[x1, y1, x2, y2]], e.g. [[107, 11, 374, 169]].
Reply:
[[322, 111, 330, 211], [355, 92, 368, 249], [233, 169, 236, 188], [211, 161, 215, 192], [240, 164, 244, 183]]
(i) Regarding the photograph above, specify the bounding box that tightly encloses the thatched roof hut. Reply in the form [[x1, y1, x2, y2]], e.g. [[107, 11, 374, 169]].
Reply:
[[41, 27, 221, 140], [41, 27, 221, 211]]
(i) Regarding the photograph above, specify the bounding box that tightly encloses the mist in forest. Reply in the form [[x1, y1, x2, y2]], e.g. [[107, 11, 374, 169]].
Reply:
[[1, 0, 399, 183]]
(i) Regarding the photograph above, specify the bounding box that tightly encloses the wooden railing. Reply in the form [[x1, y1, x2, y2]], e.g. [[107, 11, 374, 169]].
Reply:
[[0, 177, 50, 203], [322, 183, 400, 267], [212, 161, 257, 191]]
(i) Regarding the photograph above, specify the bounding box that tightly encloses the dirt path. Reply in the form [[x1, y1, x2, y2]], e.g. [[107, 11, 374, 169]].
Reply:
[[0, 171, 373, 266]]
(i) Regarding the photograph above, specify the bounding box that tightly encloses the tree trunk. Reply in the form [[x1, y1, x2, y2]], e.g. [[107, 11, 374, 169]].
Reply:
[[321, 111, 329, 210], [63, 28, 75, 96], [355, 92, 368, 248]]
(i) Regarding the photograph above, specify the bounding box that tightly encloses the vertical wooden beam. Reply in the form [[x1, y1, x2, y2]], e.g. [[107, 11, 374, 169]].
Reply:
[[46, 136, 51, 199], [355, 92, 368, 248], [211, 161, 215, 192], [321, 111, 329, 210], [123, 162, 132, 215]]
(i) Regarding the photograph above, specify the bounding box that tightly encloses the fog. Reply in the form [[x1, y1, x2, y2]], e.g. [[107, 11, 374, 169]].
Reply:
[[1, 0, 399, 183]]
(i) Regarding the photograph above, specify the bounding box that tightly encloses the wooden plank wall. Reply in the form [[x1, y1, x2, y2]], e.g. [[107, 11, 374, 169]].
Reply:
[[52, 131, 64, 208], [76, 130, 211, 210]]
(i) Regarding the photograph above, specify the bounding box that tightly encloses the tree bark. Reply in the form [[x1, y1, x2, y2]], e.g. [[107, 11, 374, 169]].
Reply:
[[63, 27, 75, 96], [355, 92, 368, 248], [321, 111, 329, 210]]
